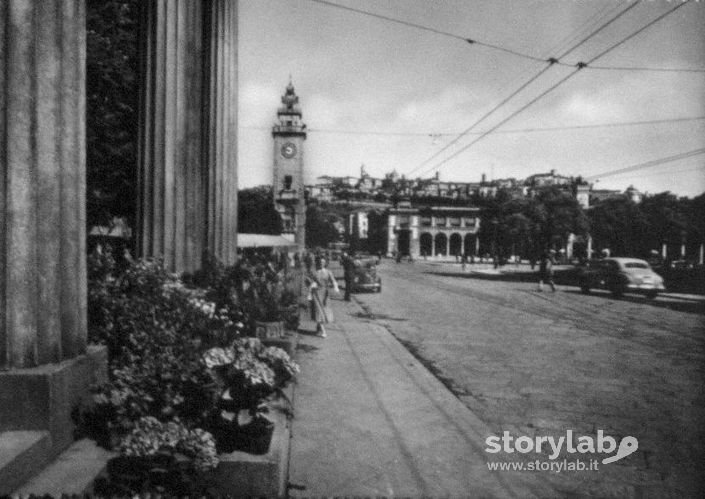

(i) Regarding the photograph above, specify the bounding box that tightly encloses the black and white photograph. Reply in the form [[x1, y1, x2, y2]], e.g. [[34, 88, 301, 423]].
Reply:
[[1, 0, 704, 497]]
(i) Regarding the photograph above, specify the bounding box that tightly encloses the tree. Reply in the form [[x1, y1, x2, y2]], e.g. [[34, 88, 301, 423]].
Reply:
[[534, 186, 589, 251], [588, 197, 650, 257], [238, 186, 282, 234], [86, 0, 140, 229], [639, 192, 688, 258], [305, 205, 342, 249]]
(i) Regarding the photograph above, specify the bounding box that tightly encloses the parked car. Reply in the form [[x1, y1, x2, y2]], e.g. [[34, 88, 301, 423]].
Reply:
[[577, 257, 665, 298], [351, 258, 382, 293]]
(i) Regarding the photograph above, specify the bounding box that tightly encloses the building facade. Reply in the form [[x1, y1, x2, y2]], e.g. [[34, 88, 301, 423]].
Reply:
[[386, 204, 481, 259]]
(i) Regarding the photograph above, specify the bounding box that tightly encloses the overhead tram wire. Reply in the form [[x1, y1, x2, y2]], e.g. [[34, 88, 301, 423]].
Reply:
[[241, 116, 705, 136], [416, 0, 692, 179], [406, 1, 641, 177], [479, 2, 617, 123], [580, 65, 705, 73], [583, 147, 705, 181], [307, 0, 547, 64], [308, 0, 704, 74], [604, 165, 705, 180]]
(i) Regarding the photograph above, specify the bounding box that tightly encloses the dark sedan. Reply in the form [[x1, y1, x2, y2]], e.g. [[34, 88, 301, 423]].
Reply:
[[351, 258, 382, 293], [577, 257, 665, 298]]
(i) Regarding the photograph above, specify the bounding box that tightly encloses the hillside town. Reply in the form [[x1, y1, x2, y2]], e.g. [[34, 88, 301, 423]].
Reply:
[[306, 166, 650, 262]]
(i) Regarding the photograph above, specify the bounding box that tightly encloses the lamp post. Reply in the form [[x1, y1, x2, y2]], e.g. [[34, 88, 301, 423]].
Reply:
[[491, 218, 499, 268]]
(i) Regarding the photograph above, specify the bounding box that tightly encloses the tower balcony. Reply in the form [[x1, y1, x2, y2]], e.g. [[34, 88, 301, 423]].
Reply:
[[276, 189, 299, 204]]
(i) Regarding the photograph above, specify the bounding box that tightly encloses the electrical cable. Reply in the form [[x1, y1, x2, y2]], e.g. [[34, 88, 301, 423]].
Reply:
[[308, 0, 705, 75], [405, 1, 641, 177], [580, 65, 705, 73], [416, 1, 692, 179], [584, 147, 705, 181], [241, 115, 705, 137], [307, 0, 547, 63], [605, 165, 705, 179]]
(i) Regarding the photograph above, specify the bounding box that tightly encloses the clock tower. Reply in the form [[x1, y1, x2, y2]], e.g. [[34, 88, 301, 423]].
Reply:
[[272, 80, 307, 251]]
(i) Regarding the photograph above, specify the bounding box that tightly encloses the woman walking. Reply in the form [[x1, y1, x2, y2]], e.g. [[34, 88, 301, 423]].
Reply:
[[305, 257, 339, 337]]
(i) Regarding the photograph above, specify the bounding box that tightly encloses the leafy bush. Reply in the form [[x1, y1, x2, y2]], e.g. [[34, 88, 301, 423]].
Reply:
[[203, 337, 298, 415], [118, 416, 218, 472], [80, 247, 299, 478]]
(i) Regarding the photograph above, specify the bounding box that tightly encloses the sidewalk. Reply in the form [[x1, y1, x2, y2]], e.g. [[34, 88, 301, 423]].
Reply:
[[288, 297, 554, 498]]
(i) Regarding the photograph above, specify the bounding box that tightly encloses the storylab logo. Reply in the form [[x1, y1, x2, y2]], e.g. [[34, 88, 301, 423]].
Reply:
[[485, 430, 638, 464]]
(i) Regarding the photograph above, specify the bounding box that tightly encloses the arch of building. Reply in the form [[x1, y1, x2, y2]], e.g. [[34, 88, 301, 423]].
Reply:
[[434, 233, 448, 256], [449, 233, 462, 256], [420, 233, 433, 256]]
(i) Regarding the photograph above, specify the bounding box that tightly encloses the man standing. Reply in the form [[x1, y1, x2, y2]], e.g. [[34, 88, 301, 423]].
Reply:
[[537, 249, 557, 292], [342, 251, 356, 301]]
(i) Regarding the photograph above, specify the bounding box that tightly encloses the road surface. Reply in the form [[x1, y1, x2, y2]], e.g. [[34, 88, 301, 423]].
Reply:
[[351, 259, 705, 498]]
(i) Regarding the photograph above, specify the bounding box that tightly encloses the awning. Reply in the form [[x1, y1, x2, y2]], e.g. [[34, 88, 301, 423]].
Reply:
[[237, 233, 298, 248]]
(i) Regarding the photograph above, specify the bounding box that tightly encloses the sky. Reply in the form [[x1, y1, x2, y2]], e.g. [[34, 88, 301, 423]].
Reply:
[[237, 0, 705, 198]]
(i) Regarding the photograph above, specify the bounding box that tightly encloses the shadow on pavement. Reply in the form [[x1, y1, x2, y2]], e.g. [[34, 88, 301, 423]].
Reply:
[[351, 311, 409, 322], [295, 343, 320, 354], [561, 289, 705, 315], [428, 269, 704, 315]]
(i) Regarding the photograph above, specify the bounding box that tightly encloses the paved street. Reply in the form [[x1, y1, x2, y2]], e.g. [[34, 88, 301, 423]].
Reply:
[[351, 259, 705, 498]]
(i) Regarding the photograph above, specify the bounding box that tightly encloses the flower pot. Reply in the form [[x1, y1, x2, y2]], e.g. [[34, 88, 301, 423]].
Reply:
[[213, 414, 274, 455], [255, 320, 285, 339], [231, 415, 275, 455]]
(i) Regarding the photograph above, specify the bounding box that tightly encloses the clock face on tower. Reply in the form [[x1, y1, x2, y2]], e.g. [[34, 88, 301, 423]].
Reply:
[[281, 142, 297, 159]]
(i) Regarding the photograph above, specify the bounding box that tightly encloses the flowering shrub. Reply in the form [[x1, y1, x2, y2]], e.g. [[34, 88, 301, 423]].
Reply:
[[203, 338, 298, 418], [118, 416, 218, 472], [81, 247, 300, 482], [259, 345, 301, 385]]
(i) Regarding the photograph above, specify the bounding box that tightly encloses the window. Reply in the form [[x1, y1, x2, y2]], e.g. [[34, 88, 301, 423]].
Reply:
[[449, 217, 461, 227], [421, 217, 432, 226], [435, 216, 446, 227], [624, 262, 649, 269]]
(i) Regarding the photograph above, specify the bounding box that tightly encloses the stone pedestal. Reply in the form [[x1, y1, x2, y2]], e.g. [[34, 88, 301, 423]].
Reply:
[[138, 0, 239, 273]]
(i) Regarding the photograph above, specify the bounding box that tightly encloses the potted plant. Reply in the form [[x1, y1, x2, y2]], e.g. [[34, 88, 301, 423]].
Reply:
[[203, 341, 279, 454], [96, 417, 218, 496], [250, 274, 287, 339]]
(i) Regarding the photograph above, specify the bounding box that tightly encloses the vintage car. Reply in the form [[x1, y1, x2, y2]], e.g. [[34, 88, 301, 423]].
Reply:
[[577, 257, 665, 298], [351, 258, 382, 293]]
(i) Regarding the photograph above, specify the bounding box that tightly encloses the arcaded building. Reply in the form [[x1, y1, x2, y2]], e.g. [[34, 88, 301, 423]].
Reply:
[[386, 204, 481, 259]]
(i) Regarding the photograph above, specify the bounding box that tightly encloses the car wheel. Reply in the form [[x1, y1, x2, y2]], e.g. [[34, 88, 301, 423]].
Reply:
[[610, 285, 624, 298], [579, 281, 590, 294], [646, 290, 658, 299]]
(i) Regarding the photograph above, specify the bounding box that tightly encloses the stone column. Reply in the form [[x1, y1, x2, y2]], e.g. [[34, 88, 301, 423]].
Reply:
[[1, 3, 107, 490], [204, 0, 238, 265], [139, 0, 239, 272], [1, 0, 87, 369], [138, 0, 206, 273]]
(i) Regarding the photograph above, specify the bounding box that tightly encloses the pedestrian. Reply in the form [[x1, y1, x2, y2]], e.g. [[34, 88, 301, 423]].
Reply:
[[342, 251, 356, 301], [306, 257, 339, 337], [537, 249, 557, 292], [461, 253, 467, 271]]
